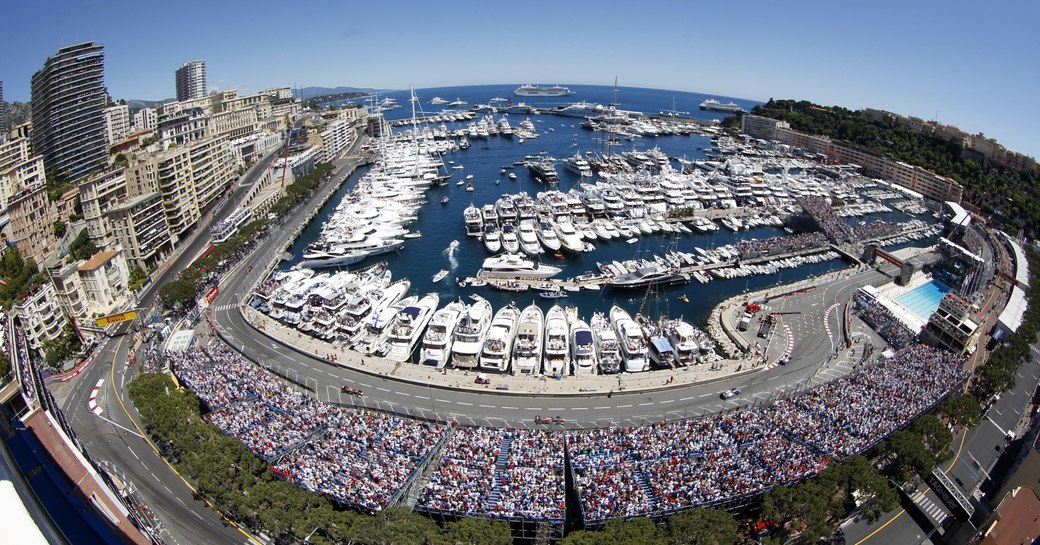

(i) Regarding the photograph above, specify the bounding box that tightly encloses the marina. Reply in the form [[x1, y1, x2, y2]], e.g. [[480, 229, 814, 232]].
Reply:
[[262, 84, 944, 378]]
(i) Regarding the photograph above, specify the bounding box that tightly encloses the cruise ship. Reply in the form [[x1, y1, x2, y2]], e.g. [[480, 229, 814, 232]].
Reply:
[[699, 98, 745, 114], [514, 84, 574, 97]]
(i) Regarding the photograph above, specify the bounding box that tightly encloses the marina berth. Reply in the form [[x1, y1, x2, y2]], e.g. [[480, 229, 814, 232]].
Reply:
[[419, 300, 466, 368], [478, 303, 521, 372], [511, 303, 545, 375]]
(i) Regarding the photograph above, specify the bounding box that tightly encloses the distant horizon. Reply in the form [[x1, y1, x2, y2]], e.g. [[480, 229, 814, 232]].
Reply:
[[1, 0, 1035, 158]]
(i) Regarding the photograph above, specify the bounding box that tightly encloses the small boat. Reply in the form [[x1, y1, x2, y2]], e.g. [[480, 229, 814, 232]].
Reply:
[[539, 289, 568, 299], [404, 231, 422, 239], [626, 237, 638, 244], [452, 165, 465, 170], [457, 180, 465, 186], [678, 295, 689, 303], [465, 183, 475, 192], [433, 269, 449, 282], [508, 173, 517, 180], [441, 196, 450, 204], [466, 174, 474, 180]]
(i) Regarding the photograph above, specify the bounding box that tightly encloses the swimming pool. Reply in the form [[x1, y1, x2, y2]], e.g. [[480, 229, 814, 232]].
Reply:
[[897, 279, 952, 320]]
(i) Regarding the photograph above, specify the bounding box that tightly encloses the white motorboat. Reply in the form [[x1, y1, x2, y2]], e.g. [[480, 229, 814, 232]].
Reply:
[[610, 305, 649, 372], [590, 312, 622, 374], [570, 317, 597, 375], [356, 295, 418, 356], [386, 294, 439, 362], [518, 219, 544, 256], [536, 220, 563, 252], [543, 304, 570, 377], [449, 299, 493, 369], [478, 304, 521, 373], [511, 303, 544, 375], [418, 299, 465, 368], [662, 317, 699, 366], [432, 269, 449, 283], [479, 253, 561, 279]]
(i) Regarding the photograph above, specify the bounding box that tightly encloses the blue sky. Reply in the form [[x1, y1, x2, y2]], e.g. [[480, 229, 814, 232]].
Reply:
[[3, 1, 1037, 158]]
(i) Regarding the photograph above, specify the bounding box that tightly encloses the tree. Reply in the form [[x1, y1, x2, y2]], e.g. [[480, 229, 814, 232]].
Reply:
[[158, 278, 197, 310], [128, 267, 148, 292], [54, 219, 67, 238], [563, 518, 666, 545], [820, 455, 898, 523], [665, 508, 738, 545], [68, 230, 98, 261], [762, 481, 833, 543], [442, 517, 512, 545], [883, 430, 934, 479], [911, 415, 953, 460], [940, 394, 982, 427]]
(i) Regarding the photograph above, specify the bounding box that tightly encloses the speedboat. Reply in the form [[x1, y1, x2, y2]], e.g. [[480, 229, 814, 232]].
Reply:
[[386, 294, 439, 362], [543, 304, 570, 377], [511, 303, 544, 375], [419, 300, 465, 367], [610, 305, 649, 372], [449, 299, 493, 369], [432, 269, 449, 282], [478, 304, 520, 373], [570, 316, 597, 375]]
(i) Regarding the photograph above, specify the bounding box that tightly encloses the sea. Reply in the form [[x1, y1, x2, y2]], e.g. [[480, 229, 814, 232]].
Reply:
[[281, 84, 934, 330]]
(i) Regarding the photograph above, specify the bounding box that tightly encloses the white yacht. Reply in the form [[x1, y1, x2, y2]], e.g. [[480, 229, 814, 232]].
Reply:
[[386, 294, 439, 362], [543, 304, 570, 377], [610, 305, 649, 372], [590, 312, 622, 374], [419, 300, 465, 368], [479, 253, 561, 279], [536, 220, 563, 252], [344, 279, 408, 345], [430, 97, 448, 105], [482, 225, 502, 253], [356, 295, 418, 356], [518, 219, 544, 256], [447, 98, 468, 108], [563, 152, 593, 177], [511, 303, 544, 375], [500, 223, 521, 254], [570, 316, 597, 375], [478, 304, 521, 373], [464, 203, 483, 236], [449, 299, 493, 369], [553, 220, 586, 253], [662, 317, 699, 367], [690, 216, 718, 233]]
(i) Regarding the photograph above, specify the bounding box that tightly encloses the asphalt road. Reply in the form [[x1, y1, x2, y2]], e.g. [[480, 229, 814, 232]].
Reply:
[[47, 142, 288, 545]]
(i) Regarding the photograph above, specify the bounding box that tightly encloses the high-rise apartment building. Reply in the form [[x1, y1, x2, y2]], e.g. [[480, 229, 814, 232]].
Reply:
[[0, 80, 7, 137], [175, 60, 207, 102], [31, 42, 108, 184], [104, 103, 131, 146], [132, 107, 158, 132]]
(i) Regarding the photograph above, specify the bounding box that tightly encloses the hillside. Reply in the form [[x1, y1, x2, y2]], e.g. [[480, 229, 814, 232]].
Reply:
[[751, 99, 1039, 238]]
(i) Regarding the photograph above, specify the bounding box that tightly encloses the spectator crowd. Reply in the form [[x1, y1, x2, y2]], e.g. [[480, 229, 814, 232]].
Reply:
[[164, 339, 965, 524]]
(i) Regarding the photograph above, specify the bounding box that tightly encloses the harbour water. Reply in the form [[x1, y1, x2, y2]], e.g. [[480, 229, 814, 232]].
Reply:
[[282, 84, 934, 330]]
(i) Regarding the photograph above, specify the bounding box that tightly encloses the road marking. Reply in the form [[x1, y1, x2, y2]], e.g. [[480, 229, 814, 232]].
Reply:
[[414, 395, 429, 400], [638, 402, 654, 406], [128, 447, 140, 459], [151, 473, 160, 483], [547, 407, 565, 411], [176, 497, 185, 506], [435, 399, 451, 404], [456, 402, 473, 406], [376, 387, 390, 392], [767, 376, 780, 381], [359, 383, 372, 388], [680, 396, 696, 401], [617, 404, 632, 408], [478, 404, 496, 408], [88, 379, 105, 416], [523, 407, 543, 411], [394, 391, 411, 397], [501, 406, 519, 410], [658, 399, 674, 404], [192, 510, 205, 521], [571, 407, 587, 411], [697, 393, 711, 398], [593, 406, 610, 410]]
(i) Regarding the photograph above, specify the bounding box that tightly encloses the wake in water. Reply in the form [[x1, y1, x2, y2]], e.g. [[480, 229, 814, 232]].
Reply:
[[444, 240, 460, 270]]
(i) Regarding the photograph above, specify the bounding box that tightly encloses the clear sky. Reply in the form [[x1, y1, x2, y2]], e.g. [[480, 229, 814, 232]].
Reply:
[[2, 0, 1037, 157]]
